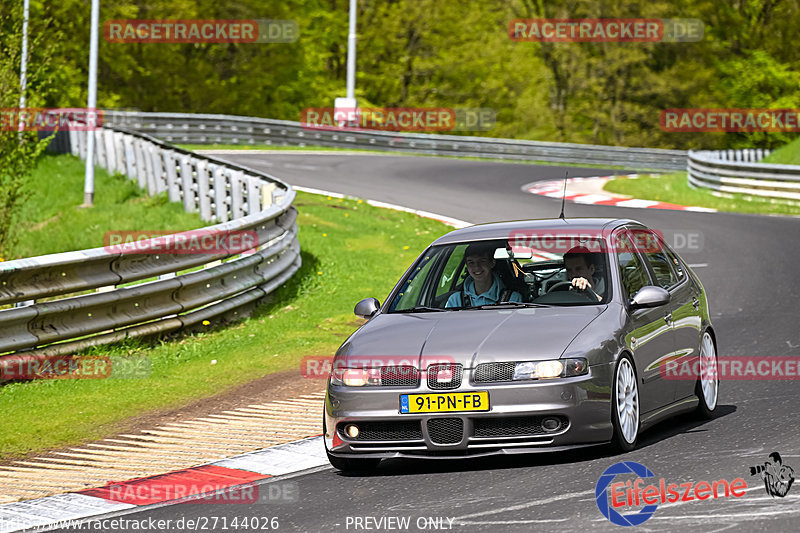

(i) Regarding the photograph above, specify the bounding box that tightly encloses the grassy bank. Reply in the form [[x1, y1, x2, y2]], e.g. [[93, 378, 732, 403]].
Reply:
[[761, 137, 800, 165], [603, 172, 800, 216], [0, 168, 451, 457], [6, 154, 203, 260]]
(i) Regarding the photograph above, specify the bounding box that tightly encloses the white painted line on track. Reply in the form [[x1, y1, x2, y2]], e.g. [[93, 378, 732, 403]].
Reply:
[[293, 186, 472, 228]]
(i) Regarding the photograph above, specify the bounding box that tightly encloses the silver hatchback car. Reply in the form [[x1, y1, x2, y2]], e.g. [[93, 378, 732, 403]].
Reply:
[[324, 218, 719, 471]]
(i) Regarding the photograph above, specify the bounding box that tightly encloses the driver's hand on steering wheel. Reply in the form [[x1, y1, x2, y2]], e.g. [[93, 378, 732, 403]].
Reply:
[[570, 277, 592, 291]]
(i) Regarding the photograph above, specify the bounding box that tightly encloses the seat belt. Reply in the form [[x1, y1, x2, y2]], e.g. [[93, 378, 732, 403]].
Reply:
[[461, 286, 471, 307]]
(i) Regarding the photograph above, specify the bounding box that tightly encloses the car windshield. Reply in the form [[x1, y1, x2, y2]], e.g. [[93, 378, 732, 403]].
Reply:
[[388, 235, 612, 312]]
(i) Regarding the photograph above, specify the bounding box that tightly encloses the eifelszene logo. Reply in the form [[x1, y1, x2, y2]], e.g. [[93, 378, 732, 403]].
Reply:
[[596, 461, 748, 526]]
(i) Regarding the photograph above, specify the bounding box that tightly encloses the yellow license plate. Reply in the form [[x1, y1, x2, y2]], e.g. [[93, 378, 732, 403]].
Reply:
[[400, 391, 490, 414]]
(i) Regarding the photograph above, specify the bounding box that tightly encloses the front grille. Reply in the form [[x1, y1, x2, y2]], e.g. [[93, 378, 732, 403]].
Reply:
[[338, 421, 422, 441], [427, 418, 463, 444], [380, 365, 419, 387], [427, 363, 463, 390], [474, 362, 515, 383], [473, 416, 569, 437]]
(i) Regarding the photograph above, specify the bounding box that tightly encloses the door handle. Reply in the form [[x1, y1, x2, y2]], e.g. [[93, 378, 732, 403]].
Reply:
[[664, 313, 672, 325], [692, 297, 700, 310]]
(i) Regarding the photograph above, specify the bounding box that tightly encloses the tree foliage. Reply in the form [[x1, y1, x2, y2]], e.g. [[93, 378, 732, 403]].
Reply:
[[0, 5, 55, 258], [1, 0, 799, 155]]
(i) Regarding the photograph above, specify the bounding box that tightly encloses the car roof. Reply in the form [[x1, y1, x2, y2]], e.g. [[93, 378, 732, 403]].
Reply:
[[431, 218, 643, 245]]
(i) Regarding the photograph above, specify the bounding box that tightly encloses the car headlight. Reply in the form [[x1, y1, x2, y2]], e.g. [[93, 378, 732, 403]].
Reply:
[[330, 367, 382, 386], [512, 358, 588, 380]]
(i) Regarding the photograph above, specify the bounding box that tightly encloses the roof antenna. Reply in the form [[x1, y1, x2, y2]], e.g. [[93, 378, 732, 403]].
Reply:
[[558, 170, 568, 220]]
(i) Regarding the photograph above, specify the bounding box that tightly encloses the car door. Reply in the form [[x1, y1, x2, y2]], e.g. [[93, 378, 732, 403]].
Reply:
[[654, 242, 703, 401], [616, 229, 676, 414]]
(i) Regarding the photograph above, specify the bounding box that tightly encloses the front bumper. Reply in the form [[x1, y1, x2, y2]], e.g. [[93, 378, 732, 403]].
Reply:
[[325, 363, 614, 458]]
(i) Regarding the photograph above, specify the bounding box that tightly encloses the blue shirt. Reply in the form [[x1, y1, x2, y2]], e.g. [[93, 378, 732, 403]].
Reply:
[[446, 272, 523, 308]]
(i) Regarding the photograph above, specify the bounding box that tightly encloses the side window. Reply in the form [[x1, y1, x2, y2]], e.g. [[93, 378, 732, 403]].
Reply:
[[662, 244, 686, 281], [615, 232, 649, 300], [393, 253, 437, 310], [643, 251, 678, 289], [435, 245, 466, 299]]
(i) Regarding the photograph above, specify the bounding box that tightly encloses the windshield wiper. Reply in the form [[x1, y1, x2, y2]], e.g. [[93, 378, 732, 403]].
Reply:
[[395, 306, 446, 313], [463, 302, 550, 310]]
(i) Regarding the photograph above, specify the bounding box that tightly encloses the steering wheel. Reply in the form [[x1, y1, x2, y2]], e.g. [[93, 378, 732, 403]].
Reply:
[[546, 280, 601, 301]]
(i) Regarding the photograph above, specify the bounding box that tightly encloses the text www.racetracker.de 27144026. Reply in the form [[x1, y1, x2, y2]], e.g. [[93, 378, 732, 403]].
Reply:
[[16, 516, 280, 531]]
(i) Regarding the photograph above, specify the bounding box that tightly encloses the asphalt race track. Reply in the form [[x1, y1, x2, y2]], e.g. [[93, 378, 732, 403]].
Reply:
[[56, 153, 800, 532]]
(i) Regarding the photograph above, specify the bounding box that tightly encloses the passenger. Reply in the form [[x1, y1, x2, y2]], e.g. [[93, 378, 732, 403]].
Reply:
[[564, 246, 605, 301], [446, 242, 523, 308]]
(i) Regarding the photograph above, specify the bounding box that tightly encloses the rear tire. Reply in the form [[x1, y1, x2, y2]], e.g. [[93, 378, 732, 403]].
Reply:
[[610, 355, 640, 453], [695, 331, 719, 419]]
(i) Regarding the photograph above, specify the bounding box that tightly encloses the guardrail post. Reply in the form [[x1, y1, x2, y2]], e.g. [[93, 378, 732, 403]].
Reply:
[[163, 150, 180, 202], [101, 130, 114, 173], [132, 139, 147, 189], [260, 182, 275, 209], [144, 142, 158, 195], [151, 147, 166, 194], [179, 155, 197, 212], [247, 177, 261, 214], [196, 160, 212, 221], [231, 170, 244, 219], [69, 129, 79, 156], [213, 166, 230, 222], [112, 131, 124, 174]]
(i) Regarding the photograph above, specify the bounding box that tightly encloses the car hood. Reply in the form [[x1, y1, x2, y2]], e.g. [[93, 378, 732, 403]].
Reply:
[[338, 306, 607, 367]]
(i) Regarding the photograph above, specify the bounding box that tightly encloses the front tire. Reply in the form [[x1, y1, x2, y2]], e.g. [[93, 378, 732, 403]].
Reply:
[[611, 355, 640, 453], [695, 331, 719, 419]]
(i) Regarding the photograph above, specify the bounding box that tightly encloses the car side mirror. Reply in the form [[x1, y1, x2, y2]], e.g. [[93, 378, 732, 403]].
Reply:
[[630, 286, 670, 309], [354, 297, 381, 319]]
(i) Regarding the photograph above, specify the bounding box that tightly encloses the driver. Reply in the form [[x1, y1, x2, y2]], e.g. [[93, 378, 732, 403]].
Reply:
[[564, 246, 604, 301], [446, 242, 523, 308]]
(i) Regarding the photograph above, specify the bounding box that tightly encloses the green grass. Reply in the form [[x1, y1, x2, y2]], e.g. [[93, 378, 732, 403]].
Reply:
[[0, 186, 452, 458], [6, 154, 203, 260], [762, 137, 800, 165], [181, 143, 642, 171], [603, 172, 800, 215]]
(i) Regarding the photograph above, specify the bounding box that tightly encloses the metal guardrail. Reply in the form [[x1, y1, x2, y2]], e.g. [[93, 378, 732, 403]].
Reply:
[[0, 125, 301, 377], [687, 149, 800, 201], [102, 110, 688, 171]]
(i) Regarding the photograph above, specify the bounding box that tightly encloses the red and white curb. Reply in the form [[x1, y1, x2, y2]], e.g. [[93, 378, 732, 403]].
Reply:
[[524, 175, 717, 212], [0, 436, 326, 532]]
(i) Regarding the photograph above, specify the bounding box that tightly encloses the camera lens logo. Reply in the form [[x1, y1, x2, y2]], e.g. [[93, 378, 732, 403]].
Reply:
[[596, 461, 658, 526]]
